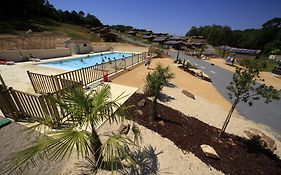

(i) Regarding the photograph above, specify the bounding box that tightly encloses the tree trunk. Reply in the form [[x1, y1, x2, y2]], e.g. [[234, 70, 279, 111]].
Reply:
[[219, 99, 239, 137], [150, 84, 160, 121], [150, 96, 158, 121], [91, 129, 103, 167]]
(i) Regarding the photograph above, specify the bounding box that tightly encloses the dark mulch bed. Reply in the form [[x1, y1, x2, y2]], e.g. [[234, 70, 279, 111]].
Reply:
[[124, 93, 281, 175]]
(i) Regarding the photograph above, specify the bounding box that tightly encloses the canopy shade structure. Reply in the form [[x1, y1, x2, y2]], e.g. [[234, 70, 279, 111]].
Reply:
[[165, 41, 183, 45], [220, 46, 261, 55], [153, 37, 168, 42]]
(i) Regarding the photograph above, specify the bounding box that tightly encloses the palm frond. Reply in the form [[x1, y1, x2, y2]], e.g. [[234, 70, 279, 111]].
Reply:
[[22, 115, 54, 139], [131, 123, 142, 145], [47, 128, 92, 160], [99, 133, 136, 171], [52, 87, 91, 126]]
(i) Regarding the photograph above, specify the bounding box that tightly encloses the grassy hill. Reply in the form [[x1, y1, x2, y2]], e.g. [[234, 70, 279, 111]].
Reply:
[[0, 18, 101, 40]]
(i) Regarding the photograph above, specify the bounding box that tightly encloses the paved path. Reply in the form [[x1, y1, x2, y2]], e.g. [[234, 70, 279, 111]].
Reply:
[[169, 50, 281, 140]]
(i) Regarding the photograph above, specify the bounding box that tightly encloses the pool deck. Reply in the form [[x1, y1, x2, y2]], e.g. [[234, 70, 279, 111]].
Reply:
[[0, 51, 141, 93]]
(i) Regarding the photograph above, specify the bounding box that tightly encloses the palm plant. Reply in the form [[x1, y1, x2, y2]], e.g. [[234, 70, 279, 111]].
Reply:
[[4, 85, 142, 173], [144, 64, 175, 120]]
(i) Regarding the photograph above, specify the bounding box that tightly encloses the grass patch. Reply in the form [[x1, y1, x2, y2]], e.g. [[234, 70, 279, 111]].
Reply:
[[237, 57, 277, 72]]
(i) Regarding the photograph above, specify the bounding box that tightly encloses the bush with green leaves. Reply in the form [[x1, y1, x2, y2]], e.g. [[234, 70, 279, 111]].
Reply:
[[143, 64, 175, 120], [3, 85, 142, 173], [220, 61, 280, 136]]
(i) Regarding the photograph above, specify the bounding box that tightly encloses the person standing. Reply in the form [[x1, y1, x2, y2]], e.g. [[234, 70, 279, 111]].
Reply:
[[145, 54, 152, 69]]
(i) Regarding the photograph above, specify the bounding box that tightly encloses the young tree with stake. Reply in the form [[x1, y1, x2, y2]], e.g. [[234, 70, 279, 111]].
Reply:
[[220, 61, 280, 137]]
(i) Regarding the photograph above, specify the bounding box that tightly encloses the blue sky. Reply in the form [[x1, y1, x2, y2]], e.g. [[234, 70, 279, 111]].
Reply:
[[49, 0, 281, 35]]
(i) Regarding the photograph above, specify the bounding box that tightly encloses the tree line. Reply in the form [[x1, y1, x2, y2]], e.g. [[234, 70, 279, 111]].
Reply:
[[186, 18, 281, 55], [0, 0, 102, 27]]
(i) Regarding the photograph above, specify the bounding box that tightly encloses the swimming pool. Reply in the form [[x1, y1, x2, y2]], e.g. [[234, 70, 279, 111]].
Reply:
[[38, 52, 133, 70]]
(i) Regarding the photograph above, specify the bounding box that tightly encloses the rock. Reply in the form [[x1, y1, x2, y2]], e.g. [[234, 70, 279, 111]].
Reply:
[[244, 128, 276, 152], [137, 99, 146, 107], [200, 144, 220, 159], [26, 29, 32, 34], [118, 124, 130, 135], [196, 70, 203, 77], [134, 109, 143, 116], [158, 120, 165, 126], [181, 90, 195, 100]]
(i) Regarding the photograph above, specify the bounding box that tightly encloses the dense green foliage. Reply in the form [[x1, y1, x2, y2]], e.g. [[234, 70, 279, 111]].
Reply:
[[110, 25, 134, 33], [220, 60, 280, 136], [186, 18, 281, 54], [0, 0, 102, 33]]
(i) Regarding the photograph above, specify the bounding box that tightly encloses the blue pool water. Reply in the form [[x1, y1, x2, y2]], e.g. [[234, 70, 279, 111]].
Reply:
[[38, 52, 133, 70]]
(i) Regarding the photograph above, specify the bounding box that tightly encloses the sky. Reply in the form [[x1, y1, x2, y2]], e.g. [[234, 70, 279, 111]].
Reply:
[[49, 0, 281, 36]]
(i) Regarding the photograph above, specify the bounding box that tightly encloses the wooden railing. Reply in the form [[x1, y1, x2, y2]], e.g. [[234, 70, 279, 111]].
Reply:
[[27, 71, 82, 94], [28, 52, 148, 94], [0, 52, 149, 122], [0, 85, 19, 119], [0, 83, 82, 122], [55, 64, 104, 86]]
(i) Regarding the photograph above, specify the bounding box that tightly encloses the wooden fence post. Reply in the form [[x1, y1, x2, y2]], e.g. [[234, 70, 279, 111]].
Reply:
[[46, 93, 60, 124], [51, 75, 58, 92], [114, 58, 117, 73], [3, 88, 19, 121], [39, 94, 49, 118], [27, 71, 37, 93], [0, 74, 7, 89]]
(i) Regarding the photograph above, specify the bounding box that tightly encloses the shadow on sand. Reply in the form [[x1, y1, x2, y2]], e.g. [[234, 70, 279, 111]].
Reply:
[[158, 92, 175, 103], [119, 145, 162, 175], [73, 145, 162, 175]]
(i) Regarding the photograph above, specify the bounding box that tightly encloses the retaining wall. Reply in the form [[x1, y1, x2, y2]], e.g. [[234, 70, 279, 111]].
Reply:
[[0, 48, 71, 62]]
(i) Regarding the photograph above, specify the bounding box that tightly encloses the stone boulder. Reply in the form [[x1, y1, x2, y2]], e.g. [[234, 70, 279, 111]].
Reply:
[[244, 128, 276, 152], [137, 99, 146, 107], [181, 90, 195, 100], [134, 109, 143, 116], [200, 144, 220, 159], [118, 124, 130, 135]]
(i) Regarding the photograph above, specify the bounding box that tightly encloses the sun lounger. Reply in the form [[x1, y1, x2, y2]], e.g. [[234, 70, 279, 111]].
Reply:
[[0, 118, 11, 128], [6, 61, 15, 65], [29, 58, 41, 62], [0, 61, 15, 65]]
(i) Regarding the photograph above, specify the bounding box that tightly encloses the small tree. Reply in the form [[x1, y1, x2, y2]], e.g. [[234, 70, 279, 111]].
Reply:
[[220, 61, 280, 136], [4, 85, 142, 173], [144, 64, 175, 120]]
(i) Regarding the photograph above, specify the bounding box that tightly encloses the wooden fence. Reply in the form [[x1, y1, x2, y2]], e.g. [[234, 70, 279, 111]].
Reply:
[[0, 52, 148, 121], [0, 83, 82, 122], [27, 71, 82, 94], [28, 52, 148, 94], [55, 64, 104, 86]]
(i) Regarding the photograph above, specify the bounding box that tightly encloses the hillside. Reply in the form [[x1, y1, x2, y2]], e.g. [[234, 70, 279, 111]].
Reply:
[[0, 18, 105, 50]]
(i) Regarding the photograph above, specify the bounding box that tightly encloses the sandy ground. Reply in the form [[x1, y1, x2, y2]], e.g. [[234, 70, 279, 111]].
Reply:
[[207, 58, 281, 90], [112, 57, 232, 112], [1, 49, 281, 174], [111, 56, 281, 151]]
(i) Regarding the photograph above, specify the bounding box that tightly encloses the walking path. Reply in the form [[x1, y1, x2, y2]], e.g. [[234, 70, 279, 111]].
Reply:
[[169, 50, 281, 140]]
